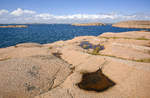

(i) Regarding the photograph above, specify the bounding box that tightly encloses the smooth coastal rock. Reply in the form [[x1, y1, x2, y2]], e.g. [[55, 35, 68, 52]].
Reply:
[[0, 31, 150, 98], [0, 55, 71, 98], [112, 20, 150, 29], [15, 43, 43, 48]]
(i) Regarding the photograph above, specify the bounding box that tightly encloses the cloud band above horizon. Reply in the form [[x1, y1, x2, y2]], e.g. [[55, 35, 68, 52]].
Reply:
[[0, 8, 150, 24]]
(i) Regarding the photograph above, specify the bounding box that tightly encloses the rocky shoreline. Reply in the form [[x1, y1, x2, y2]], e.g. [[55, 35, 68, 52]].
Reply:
[[112, 20, 150, 29], [0, 31, 150, 98], [0, 25, 27, 28]]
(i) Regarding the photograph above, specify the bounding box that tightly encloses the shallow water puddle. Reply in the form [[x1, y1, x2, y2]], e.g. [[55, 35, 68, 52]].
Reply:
[[77, 68, 115, 92]]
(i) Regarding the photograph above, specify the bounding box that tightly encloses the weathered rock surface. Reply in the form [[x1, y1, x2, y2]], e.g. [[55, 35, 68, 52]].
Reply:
[[15, 43, 43, 48], [35, 31, 150, 98], [0, 43, 50, 59], [0, 31, 150, 98], [0, 53, 71, 97], [112, 20, 150, 29]]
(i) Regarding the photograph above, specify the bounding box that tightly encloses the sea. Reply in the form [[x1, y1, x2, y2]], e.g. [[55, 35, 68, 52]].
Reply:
[[0, 24, 150, 48]]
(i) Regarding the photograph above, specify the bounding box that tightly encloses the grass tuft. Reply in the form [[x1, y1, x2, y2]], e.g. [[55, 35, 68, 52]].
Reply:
[[91, 47, 101, 55]]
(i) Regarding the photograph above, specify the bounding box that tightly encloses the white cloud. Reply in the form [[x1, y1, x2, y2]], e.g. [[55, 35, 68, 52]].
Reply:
[[0, 8, 150, 23], [34, 13, 138, 21], [35, 14, 119, 20], [10, 8, 36, 16], [35, 13, 54, 19], [0, 9, 9, 15]]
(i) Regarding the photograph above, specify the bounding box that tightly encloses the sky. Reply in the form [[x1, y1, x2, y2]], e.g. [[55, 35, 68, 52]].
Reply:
[[0, 0, 150, 23]]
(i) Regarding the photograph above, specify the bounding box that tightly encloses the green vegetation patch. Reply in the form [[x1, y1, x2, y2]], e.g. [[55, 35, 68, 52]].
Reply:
[[80, 41, 104, 55], [91, 46, 103, 55]]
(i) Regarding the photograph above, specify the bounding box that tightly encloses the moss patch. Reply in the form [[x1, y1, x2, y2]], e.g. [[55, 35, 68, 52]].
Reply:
[[135, 58, 150, 63], [136, 37, 149, 40], [77, 69, 115, 92], [99, 36, 150, 40]]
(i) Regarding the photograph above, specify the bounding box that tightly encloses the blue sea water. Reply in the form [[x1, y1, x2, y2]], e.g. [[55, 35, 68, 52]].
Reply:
[[0, 24, 149, 48]]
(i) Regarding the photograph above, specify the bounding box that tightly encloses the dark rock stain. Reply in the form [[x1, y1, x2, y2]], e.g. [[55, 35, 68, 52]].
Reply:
[[52, 52, 62, 59]]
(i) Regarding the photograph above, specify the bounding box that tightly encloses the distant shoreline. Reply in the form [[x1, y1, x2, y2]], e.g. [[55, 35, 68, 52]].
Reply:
[[0, 25, 27, 28], [72, 22, 105, 26], [112, 20, 150, 29]]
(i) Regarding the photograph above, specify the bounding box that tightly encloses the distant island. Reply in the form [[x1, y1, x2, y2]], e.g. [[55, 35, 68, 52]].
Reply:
[[112, 20, 150, 29], [0, 25, 27, 28], [72, 22, 105, 26]]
